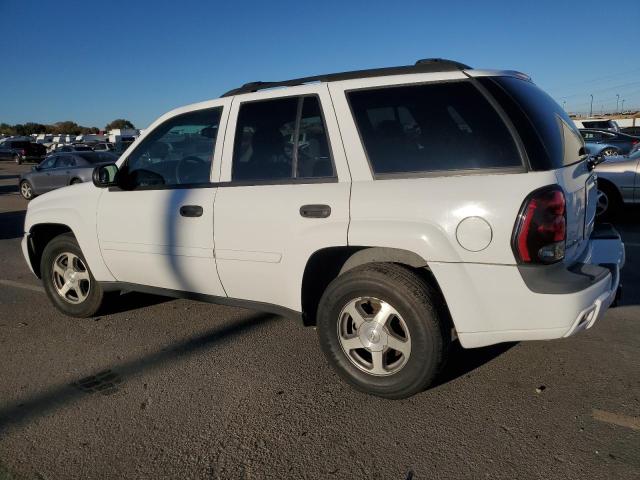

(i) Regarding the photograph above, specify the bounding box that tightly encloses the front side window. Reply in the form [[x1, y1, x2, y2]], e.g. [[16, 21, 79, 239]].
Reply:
[[123, 107, 222, 188], [348, 81, 522, 175], [232, 96, 334, 182], [39, 156, 57, 170]]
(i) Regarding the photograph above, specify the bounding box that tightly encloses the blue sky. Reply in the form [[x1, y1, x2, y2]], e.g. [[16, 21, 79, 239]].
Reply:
[[1, 0, 638, 129]]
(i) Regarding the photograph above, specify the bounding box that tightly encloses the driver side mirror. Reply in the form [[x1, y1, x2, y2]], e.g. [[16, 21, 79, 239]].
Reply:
[[92, 163, 119, 188]]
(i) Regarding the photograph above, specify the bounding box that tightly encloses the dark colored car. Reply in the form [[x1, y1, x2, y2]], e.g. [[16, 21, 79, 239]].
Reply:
[[621, 126, 640, 137], [580, 129, 640, 156], [55, 144, 95, 153], [18, 151, 118, 199], [0, 140, 46, 164]]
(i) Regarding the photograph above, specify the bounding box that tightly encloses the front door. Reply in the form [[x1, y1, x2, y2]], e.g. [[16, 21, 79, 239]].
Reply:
[[31, 155, 59, 192], [96, 100, 230, 296], [214, 86, 351, 312]]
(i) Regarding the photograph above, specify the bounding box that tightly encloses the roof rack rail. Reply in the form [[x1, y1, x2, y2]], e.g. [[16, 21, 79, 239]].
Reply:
[[221, 58, 471, 97]]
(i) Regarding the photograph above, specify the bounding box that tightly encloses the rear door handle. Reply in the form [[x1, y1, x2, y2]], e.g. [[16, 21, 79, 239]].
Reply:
[[180, 205, 203, 217], [300, 204, 331, 218]]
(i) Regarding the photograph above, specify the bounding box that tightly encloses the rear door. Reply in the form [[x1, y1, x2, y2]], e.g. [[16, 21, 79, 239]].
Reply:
[[214, 85, 351, 312]]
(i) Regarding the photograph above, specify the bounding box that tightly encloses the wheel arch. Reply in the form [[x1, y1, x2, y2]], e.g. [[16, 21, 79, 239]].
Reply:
[[300, 246, 450, 327], [597, 177, 623, 202], [27, 223, 75, 278]]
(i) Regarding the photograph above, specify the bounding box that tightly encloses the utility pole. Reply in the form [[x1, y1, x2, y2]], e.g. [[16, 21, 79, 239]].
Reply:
[[621, 99, 625, 112], [562, 100, 567, 111], [616, 94, 620, 113], [589, 94, 594, 117]]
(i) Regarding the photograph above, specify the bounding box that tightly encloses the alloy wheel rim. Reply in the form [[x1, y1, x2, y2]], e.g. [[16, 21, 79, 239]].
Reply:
[[52, 252, 91, 304], [596, 189, 609, 216], [337, 296, 411, 376], [21, 182, 32, 199], [602, 149, 616, 156]]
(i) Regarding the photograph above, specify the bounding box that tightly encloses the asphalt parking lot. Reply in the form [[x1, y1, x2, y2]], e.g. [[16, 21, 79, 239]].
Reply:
[[0, 161, 638, 480]]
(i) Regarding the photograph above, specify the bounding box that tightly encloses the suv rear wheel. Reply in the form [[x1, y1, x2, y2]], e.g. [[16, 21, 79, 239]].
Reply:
[[41, 233, 107, 318], [317, 263, 449, 399]]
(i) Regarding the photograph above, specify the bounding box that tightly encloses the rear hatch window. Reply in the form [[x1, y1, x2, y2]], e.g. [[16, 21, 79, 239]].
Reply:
[[477, 76, 584, 170]]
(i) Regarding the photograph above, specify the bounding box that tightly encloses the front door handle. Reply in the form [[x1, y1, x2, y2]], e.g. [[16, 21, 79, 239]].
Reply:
[[300, 204, 331, 218], [180, 205, 203, 217]]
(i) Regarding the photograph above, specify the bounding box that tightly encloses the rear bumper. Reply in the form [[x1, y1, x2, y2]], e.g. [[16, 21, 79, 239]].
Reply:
[[429, 225, 625, 348]]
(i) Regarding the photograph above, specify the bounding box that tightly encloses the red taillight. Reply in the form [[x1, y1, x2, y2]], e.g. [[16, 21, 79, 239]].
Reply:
[[632, 139, 638, 145], [513, 186, 566, 264]]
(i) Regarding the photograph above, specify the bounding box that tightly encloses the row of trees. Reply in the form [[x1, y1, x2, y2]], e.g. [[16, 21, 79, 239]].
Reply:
[[0, 119, 136, 137]]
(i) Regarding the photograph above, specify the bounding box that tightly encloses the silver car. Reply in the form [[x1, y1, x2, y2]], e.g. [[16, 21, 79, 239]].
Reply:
[[19, 151, 118, 200], [594, 149, 640, 218]]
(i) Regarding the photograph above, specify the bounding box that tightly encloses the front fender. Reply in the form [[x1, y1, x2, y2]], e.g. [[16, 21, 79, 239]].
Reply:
[[24, 186, 115, 282]]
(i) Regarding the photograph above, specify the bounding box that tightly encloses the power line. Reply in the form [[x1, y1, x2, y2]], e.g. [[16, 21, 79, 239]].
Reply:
[[554, 80, 640, 100], [543, 67, 640, 92]]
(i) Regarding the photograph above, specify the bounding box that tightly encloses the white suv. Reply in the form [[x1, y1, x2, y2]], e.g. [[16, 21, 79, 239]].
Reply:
[[22, 59, 625, 398]]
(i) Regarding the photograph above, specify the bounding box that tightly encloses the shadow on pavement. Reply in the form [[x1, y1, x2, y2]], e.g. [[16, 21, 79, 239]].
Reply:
[[0, 211, 25, 239], [0, 175, 19, 180], [0, 185, 18, 195], [0, 312, 281, 432], [99, 291, 172, 315], [434, 341, 516, 388]]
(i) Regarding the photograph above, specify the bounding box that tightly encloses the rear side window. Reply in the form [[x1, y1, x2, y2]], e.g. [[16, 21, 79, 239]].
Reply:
[[232, 96, 334, 182], [478, 76, 583, 170], [347, 81, 522, 175]]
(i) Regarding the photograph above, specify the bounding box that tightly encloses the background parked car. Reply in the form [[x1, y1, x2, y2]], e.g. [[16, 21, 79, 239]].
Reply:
[[621, 126, 640, 137], [55, 143, 94, 153], [0, 140, 46, 164], [580, 129, 639, 156], [92, 142, 115, 151], [594, 149, 640, 218], [18, 151, 118, 200], [577, 119, 620, 131]]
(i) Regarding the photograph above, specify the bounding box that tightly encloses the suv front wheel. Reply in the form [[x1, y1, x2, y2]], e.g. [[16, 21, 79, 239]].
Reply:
[[317, 263, 450, 399], [41, 233, 107, 318]]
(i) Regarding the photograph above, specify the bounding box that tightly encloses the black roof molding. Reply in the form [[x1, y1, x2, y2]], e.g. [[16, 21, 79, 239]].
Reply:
[[221, 58, 471, 97]]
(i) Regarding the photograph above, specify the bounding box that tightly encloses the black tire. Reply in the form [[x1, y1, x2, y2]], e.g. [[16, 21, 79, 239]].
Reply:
[[19, 180, 34, 200], [41, 233, 107, 318], [317, 263, 450, 399], [596, 180, 621, 221]]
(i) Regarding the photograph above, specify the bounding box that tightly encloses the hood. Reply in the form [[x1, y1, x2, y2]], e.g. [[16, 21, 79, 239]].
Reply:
[[29, 181, 96, 208]]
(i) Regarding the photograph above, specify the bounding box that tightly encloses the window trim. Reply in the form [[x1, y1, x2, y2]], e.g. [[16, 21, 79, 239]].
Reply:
[[345, 78, 528, 180], [116, 105, 225, 191], [228, 93, 338, 186]]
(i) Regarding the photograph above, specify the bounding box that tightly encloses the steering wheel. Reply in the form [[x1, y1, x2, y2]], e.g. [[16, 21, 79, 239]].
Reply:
[[175, 156, 209, 184]]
